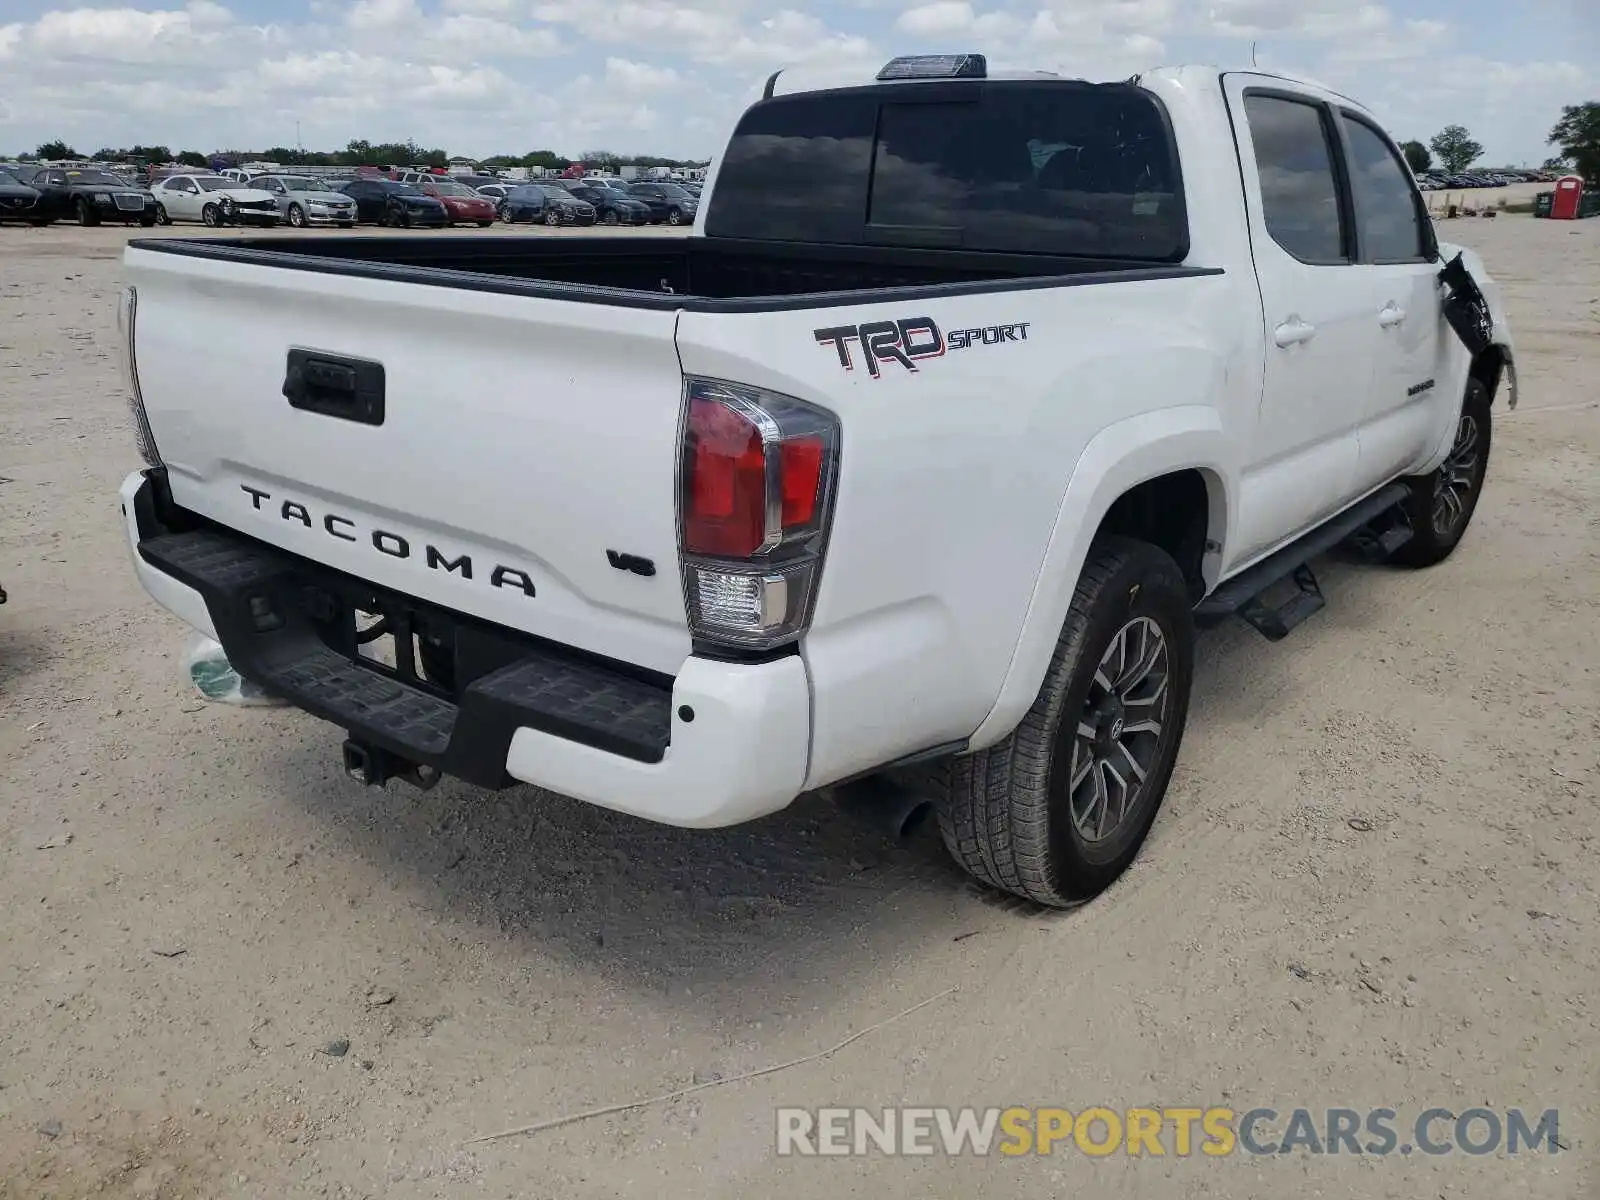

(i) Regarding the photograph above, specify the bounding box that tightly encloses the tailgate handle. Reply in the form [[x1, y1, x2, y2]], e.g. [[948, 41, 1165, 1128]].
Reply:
[[284, 349, 385, 426]]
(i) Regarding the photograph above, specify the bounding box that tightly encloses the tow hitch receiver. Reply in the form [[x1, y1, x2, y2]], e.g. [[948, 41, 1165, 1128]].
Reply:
[[342, 739, 441, 791]]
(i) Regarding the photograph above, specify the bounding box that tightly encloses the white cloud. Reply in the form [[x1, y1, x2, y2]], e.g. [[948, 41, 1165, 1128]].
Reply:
[[347, 0, 421, 32], [436, 14, 562, 56], [896, 1, 1025, 39], [441, 0, 518, 13], [1207, 0, 1390, 38], [605, 57, 680, 90]]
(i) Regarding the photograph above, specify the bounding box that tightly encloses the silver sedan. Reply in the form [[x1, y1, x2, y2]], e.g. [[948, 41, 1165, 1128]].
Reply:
[[255, 175, 358, 228]]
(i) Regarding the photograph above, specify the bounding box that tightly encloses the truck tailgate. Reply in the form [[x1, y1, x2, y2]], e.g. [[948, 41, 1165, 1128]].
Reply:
[[126, 245, 692, 675]]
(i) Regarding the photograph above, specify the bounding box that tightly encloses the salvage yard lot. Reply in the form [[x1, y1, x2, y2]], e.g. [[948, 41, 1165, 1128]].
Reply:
[[1, 217, 1596, 1198]]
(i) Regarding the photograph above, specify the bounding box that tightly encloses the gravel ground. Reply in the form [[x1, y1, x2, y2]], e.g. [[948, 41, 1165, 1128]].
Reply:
[[0, 217, 1596, 1199]]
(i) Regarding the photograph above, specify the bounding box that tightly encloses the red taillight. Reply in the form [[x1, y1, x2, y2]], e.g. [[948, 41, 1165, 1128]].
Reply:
[[678, 379, 838, 650], [780, 436, 824, 528], [685, 395, 766, 556]]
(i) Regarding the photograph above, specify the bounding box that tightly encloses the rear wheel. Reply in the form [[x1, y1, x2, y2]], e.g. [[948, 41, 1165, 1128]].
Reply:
[[1392, 379, 1492, 567], [936, 538, 1194, 907], [76, 199, 100, 227]]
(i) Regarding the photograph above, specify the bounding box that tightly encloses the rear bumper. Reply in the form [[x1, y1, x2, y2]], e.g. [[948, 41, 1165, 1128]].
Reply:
[[120, 470, 810, 827]]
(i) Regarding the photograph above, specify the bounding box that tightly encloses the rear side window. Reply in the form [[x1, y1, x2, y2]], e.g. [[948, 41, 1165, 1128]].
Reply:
[[707, 82, 1187, 261], [1243, 94, 1347, 264], [1340, 114, 1428, 262]]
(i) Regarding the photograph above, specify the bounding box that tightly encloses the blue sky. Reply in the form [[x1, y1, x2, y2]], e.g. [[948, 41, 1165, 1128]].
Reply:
[[1, 0, 1594, 163]]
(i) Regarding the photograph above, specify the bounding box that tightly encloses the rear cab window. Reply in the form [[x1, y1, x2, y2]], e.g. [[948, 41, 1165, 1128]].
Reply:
[[706, 80, 1188, 261], [1242, 93, 1349, 264]]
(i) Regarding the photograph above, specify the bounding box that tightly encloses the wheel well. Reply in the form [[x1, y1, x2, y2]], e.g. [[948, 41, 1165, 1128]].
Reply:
[[1096, 470, 1215, 603], [1470, 345, 1507, 400]]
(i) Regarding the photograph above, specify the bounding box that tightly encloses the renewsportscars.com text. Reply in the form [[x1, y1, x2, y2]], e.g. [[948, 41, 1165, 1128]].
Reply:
[[775, 1106, 1563, 1158]]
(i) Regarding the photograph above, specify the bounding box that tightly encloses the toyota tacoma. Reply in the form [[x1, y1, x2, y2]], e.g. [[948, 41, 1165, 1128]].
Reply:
[[118, 57, 1515, 906]]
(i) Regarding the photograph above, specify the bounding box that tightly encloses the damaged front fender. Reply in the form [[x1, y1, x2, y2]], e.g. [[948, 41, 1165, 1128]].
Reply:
[[1438, 242, 1518, 409]]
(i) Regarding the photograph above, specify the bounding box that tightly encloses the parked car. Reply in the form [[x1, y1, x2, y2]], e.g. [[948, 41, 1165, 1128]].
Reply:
[[254, 175, 358, 228], [500, 183, 596, 226], [148, 175, 281, 227], [414, 178, 498, 226], [340, 179, 448, 227], [27, 166, 156, 226], [563, 182, 651, 225], [0, 166, 48, 224], [472, 182, 518, 215], [118, 58, 1515, 908], [625, 181, 698, 225]]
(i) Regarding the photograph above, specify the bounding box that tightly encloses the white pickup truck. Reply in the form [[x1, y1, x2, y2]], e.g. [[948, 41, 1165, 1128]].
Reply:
[[119, 57, 1515, 907]]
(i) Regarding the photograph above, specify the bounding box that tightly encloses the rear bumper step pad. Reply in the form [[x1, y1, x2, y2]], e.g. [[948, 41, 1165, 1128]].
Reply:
[[138, 528, 672, 784]]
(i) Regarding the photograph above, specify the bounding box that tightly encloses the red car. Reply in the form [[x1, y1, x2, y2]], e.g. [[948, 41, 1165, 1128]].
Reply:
[[416, 178, 498, 227]]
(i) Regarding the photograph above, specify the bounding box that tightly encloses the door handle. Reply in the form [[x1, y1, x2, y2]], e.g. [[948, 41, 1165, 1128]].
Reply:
[[1378, 304, 1408, 329], [1273, 317, 1317, 348]]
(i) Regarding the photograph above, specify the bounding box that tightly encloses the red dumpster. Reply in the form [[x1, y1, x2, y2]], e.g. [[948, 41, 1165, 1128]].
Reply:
[[1551, 175, 1583, 220]]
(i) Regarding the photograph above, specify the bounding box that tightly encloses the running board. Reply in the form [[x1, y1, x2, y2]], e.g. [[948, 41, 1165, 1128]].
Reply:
[[1196, 484, 1411, 639]]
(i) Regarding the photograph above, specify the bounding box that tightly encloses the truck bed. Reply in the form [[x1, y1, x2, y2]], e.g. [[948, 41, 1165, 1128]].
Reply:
[[129, 234, 1219, 312]]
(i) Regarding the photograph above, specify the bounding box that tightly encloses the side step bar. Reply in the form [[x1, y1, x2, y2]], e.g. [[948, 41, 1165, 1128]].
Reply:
[[1196, 483, 1411, 640]]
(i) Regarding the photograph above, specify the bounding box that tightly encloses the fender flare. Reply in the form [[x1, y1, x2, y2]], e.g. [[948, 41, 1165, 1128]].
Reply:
[[968, 406, 1233, 750]]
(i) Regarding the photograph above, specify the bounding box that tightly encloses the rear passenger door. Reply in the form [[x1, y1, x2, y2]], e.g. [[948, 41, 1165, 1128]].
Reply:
[[1224, 77, 1372, 567], [1334, 110, 1445, 489]]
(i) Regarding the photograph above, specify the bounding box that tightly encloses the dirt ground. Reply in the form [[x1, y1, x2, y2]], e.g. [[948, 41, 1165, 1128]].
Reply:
[[1, 216, 1596, 1199]]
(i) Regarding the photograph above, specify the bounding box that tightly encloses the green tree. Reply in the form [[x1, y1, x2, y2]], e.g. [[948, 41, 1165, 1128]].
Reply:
[[176, 150, 209, 168], [1429, 125, 1483, 173], [36, 139, 78, 160], [1399, 140, 1431, 173], [1549, 101, 1600, 185]]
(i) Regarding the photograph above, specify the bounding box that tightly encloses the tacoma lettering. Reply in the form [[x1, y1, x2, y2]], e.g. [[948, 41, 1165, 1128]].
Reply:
[[237, 484, 535, 599]]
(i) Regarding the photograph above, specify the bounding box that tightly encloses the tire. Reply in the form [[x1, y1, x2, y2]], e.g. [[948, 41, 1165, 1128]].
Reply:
[[29, 218, 52, 227], [936, 537, 1195, 907], [602, 209, 619, 226], [667, 207, 683, 226], [76, 199, 100, 228], [287, 204, 306, 228], [1392, 378, 1492, 567], [154, 204, 171, 226], [499, 205, 513, 224], [544, 209, 561, 226], [201, 203, 220, 227], [476, 221, 492, 228], [339, 222, 354, 229]]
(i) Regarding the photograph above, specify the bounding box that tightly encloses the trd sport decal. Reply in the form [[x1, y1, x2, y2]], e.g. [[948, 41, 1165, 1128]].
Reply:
[[813, 317, 1031, 378]]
